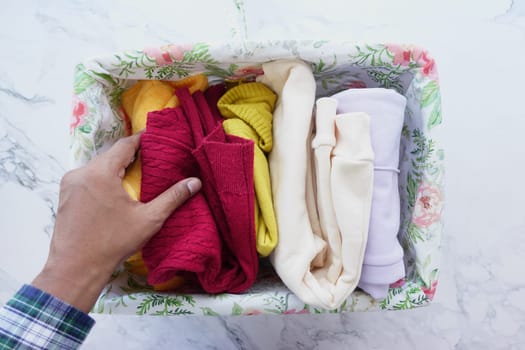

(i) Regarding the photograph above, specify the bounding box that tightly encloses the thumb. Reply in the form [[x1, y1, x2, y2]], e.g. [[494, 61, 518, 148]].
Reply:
[[144, 177, 202, 222]]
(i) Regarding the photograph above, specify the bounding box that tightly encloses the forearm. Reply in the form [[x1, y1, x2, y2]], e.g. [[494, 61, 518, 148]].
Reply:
[[32, 259, 110, 314]]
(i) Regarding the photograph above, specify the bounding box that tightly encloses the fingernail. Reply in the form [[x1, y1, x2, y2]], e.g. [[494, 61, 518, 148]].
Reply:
[[186, 178, 201, 195]]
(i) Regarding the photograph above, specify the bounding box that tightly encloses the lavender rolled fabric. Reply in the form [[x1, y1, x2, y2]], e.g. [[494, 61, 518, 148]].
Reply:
[[332, 88, 407, 299]]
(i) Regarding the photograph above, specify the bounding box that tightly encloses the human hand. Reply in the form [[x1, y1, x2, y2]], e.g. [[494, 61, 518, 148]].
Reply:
[[32, 133, 201, 312]]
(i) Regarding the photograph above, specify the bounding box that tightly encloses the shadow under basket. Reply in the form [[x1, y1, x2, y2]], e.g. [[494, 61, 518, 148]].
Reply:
[[70, 41, 444, 316]]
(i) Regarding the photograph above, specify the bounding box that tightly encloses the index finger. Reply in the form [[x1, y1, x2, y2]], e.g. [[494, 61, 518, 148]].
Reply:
[[103, 133, 142, 171]]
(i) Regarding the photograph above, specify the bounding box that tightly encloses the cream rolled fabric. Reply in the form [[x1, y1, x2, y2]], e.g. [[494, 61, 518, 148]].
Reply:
[[332, 88, 407, 300], [312, 97, 341, 282], [312, 98, 375, 307], [330, 111, 374, 301], [259, 58, 375, 309], [258, 60, 323, 306]]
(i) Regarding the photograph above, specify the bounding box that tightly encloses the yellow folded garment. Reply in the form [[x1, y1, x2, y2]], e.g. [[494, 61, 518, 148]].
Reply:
[[125, 252, 185, 292], [121, 75, 208, 291], [217, 82, 278, 256]]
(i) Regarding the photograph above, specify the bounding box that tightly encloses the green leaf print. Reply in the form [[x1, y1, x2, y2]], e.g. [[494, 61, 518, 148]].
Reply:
[[312, 56, 337, 75], [136, 294, 195, 316], [113, 51, 156, 77], [427, 103, 442, 129], [420, 80, 439, 107], [263, 294, 289, 314], [366, 68, 405, 93], [380, 286, 428, 310], [420, 81, 442, 129], [351, 45, 392, 67], [201, 307, 221, 316], [203, 63, 239, 78], [349, 45, 417, 93], [405, 221, 424, 244], [314, 58, 326, 73], [401, 124, 410, 138], [406, 129, 435, 209], [92, 284, 112, 313], [379, 285, 404, 309], [183, 43, 217, 63], [313, 40, 329, 48], [428, 268, 439, 285], [74, 64, 96, 95], [406, 173, 419, 209], [90, 71, 125, 107], [312, 56, 346, 92], [394, 287, 428, 310], [78, 124, 92, 134], [231, 302, 243, 316]]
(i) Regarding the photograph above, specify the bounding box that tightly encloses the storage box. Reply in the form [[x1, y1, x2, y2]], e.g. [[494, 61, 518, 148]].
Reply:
[[70, 41, 444, 315]]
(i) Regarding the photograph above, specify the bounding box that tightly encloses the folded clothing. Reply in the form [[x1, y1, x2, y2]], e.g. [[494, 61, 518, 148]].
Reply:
[[169, 87, 258, 293], [217, 82, 279, 257], [121, 75, 208, 201], [139, 105, 225, 291], [310, 98, 374, 308], [258, 60, 346, 309], [257, 60, 318, 306], [123, 82, 258, 293], [120, 75, 208, 290], [332, 88, 407, 300]]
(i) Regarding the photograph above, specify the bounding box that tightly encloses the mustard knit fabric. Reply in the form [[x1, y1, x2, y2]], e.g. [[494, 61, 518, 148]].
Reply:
[[217, 82, 278, 257]]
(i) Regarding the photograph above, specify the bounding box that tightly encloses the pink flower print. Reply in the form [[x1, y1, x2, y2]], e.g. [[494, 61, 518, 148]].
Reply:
[[412, 181, 443, 228], [417, 51, 438, 80], [346, 80, 367, 89], [161, 52, 173, 65], [283, 308, 310, 315], [386, 44, 412, 66], [164, 44, 192, 61], [235, 66, 264, 77], [144, 44, 193, 66], [70, 96, 88, 132], [242, 309, 262, 316], [422, 280, 438, 301], [387, 44, 438, 80], [225, 65, 264, 81], [144, 47, 168, 66], [389, 278, 406, 289]]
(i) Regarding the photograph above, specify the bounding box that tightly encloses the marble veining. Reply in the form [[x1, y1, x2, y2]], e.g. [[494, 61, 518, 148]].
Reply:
[[0, 84, 54, 105], [1, 0, 525, 349], [0, 117, 62, 237]]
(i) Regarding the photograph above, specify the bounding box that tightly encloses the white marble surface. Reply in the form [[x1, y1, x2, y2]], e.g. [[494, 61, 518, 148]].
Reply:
[[1, 0, 525, 349]]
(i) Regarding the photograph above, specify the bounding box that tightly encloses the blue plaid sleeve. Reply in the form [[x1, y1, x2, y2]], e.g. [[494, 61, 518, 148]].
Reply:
[[0, 284, 95, 349]]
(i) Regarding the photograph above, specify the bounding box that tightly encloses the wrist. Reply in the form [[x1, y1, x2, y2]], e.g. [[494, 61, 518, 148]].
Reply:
[[32, 257, 113, 313]]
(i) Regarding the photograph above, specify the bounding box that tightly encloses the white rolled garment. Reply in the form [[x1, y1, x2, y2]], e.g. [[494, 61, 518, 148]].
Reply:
[[259, 59, 374, 309], [332, 88, 407, 300]]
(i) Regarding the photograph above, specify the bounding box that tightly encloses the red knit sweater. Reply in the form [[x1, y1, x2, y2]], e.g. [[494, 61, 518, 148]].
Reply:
[[139, 86, 258, 293]]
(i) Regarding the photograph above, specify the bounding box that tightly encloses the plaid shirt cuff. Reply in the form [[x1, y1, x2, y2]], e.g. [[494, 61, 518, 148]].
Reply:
[[0, 284, 95, 350]]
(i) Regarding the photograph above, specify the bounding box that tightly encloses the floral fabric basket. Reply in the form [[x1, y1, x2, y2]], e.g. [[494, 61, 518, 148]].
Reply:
[[70, 41, 444, 316]]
